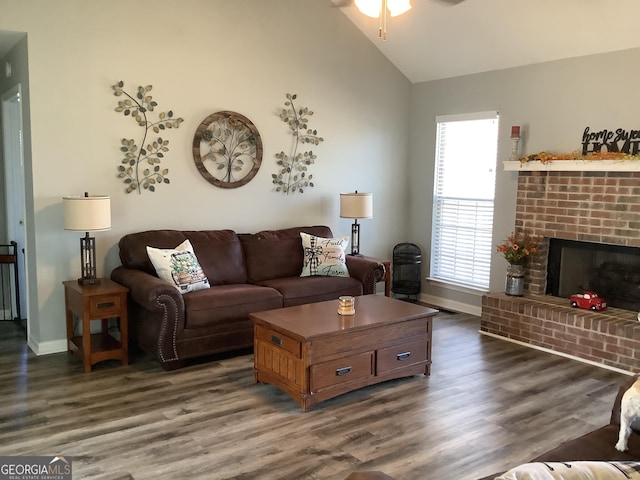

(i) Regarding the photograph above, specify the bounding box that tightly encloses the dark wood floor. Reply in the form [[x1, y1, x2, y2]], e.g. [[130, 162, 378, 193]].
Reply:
[[0, 310, 630, 480]]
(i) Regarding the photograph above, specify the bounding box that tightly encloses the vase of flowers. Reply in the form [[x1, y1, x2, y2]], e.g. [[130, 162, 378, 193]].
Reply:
[[504, 264, 525, 296], [497, 231, 539, 296]]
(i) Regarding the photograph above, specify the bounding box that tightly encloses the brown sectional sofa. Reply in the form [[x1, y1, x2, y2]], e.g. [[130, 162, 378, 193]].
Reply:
[[111, 225, 385, 370], [346, 376, 640, 480], [479, 374, 640, 479]]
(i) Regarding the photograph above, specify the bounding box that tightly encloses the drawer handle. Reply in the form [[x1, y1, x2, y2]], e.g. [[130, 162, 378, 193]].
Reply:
[[396, 351, 411, 361], [97, 301, 115, 309], [271, 335, 282, 346], [336, 366, 352, 376]]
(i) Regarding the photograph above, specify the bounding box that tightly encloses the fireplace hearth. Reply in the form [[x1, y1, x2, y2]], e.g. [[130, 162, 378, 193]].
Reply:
[[481, 169, 640, 372], [481, 292, 640, 372]]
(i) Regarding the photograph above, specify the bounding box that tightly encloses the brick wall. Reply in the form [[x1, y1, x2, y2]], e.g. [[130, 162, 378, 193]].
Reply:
[[515, 171, 640, 294], [481, 170, 640, 372]]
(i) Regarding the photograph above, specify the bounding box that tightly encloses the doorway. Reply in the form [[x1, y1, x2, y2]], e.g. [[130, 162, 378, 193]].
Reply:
[[1, 83, 28, 328]]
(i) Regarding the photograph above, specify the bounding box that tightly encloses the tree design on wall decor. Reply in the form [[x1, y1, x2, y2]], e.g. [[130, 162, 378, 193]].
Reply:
[[192, 111, 263, 189], [272, 93, 324, 194], [112, 81, 184, 194]]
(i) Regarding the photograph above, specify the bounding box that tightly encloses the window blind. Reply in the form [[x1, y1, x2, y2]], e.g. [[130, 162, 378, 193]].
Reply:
[[430, 112, 499, 290]]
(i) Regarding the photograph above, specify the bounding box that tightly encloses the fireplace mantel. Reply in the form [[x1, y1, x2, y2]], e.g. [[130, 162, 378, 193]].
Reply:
[[503, 160, 640, 172]]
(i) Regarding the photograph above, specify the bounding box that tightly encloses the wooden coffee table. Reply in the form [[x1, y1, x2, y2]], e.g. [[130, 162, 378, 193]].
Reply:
[[251, 294, 438, 411]]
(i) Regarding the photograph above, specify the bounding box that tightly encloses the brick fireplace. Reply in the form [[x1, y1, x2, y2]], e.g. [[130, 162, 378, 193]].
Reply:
[[481, 170, 640, 372]]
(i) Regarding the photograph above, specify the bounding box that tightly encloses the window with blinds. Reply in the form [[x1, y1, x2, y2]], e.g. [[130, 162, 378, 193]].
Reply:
[[430, 111, 499, 290]]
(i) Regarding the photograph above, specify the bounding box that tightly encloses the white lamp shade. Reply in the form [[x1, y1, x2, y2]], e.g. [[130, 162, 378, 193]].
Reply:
[[340, 192, 373, 219], [355, 0, 411, 17], [63, 195, 111, 231]]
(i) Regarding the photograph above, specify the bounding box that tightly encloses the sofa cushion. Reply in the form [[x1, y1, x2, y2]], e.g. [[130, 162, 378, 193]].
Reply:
[[183, 284, 283, 329], [146, 240, 210, 294], [496, 461, 640, 480], [300, 232, 349, 277], [239, 226, 333, 283], [257, 276, 362, 307], [531, 424, 640, 463], [479, 427, 640, 480], [118, 229, 247, 285]]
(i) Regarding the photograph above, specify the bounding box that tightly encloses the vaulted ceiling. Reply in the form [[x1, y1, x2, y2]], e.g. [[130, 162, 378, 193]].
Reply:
[[333, 0, 640, 83], [3, 2, 640, 84]]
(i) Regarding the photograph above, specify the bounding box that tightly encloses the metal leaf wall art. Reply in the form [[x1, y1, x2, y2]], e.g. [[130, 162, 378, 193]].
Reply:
[[272, 93, 324, 194], [112, 81, 184, 194]]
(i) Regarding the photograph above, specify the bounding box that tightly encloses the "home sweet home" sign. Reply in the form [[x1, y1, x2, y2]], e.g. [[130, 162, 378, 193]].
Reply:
[[582, 127, 640, 155]]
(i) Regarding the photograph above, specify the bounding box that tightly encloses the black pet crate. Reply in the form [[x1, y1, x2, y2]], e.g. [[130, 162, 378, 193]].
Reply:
[[392, 242, 421, 302]]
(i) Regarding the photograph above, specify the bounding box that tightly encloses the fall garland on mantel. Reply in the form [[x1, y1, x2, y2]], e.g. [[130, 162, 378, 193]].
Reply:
[[520, 150, 640, 166]]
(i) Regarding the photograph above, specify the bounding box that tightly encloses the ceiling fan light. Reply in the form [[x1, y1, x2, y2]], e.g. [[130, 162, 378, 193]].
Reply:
[[355, 0, 382, 18], [388, 0, 411, 16]]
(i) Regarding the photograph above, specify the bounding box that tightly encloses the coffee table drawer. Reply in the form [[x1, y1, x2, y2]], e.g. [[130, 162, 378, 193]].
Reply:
[[377, 337, 428, 374], [310, 351, 374, 392], [255, 325, 301, 358]]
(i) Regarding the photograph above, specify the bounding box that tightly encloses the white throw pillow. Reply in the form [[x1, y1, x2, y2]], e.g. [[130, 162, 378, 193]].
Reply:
[[495, 461, 640, 480], [146, 239, 210, 294], [300, 233, 349, 277]]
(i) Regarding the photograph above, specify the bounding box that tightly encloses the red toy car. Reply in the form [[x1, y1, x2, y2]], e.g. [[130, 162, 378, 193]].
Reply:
[[570, 291, 607, 311]]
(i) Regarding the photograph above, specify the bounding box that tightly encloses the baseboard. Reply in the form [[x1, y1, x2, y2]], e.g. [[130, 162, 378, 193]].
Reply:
[[479, 330, 635, 376], [419, 293, 482, 317], [27, 336, 67, 356]]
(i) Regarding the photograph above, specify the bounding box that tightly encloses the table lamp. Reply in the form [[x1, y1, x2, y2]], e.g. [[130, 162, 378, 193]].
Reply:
[[63, 192, 111, 285], [340, 191, 373, 255]]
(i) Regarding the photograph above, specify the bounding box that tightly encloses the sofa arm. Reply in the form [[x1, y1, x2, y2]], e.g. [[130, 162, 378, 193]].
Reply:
[[345, 256, 386, 295], [611, 375, 640, 427], [111, 266, 185, 366]]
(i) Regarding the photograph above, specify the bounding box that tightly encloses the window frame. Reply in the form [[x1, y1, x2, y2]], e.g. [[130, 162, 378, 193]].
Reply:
[[429, 111, 499, 291]]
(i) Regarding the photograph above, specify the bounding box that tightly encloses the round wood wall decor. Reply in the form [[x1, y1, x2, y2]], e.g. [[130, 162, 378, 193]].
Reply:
[[192, 111, 263, 188]]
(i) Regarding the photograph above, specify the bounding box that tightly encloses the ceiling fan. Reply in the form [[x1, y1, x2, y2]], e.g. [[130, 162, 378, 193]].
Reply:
[[333, 0, 467, 40]]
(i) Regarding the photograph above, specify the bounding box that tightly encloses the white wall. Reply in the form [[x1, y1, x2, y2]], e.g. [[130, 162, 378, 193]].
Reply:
[[409, 47, 640, 315], [0, 0, 412, 352]]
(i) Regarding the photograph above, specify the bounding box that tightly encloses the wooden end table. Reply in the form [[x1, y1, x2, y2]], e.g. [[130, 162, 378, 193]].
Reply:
[[63, 278, 129, 373]]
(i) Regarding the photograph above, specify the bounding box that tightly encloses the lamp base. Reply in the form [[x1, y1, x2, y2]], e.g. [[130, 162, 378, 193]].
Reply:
[[79, 232, 98, 286], [351, 221, 360, 255]]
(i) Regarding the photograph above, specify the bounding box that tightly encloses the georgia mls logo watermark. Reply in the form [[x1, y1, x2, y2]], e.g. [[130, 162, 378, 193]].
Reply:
[[0, 456, 72, 480]]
